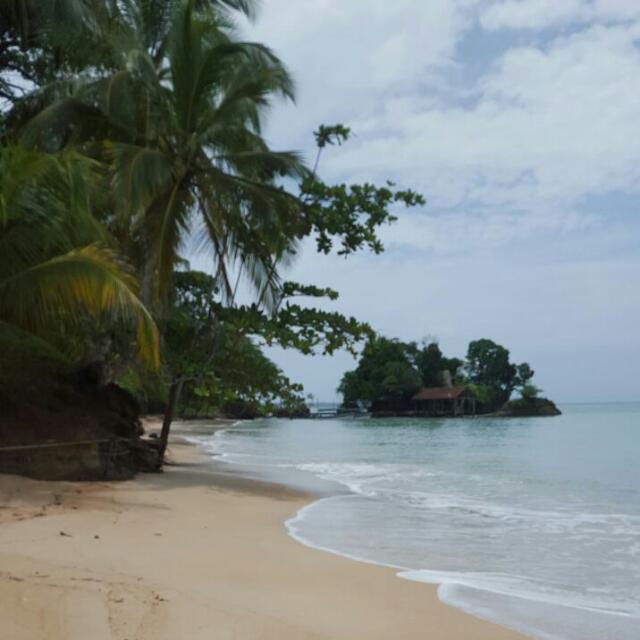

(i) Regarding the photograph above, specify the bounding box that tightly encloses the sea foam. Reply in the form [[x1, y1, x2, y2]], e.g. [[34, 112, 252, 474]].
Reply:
[[194, 408, 640, 640]]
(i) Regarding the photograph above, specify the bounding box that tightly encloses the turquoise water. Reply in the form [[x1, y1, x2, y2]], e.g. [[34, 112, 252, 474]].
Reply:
[[196, 403, 640, 639]]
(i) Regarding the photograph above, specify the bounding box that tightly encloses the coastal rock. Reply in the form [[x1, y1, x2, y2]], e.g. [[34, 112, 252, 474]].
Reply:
[[0, 324, 159, 480], [496, 397, 562, 417]]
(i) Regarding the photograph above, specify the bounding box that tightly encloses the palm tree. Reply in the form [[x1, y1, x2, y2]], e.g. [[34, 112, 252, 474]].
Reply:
[[20, 0, 305, 312], [18, 0, 308, 456], [0, 145, 159, 367]]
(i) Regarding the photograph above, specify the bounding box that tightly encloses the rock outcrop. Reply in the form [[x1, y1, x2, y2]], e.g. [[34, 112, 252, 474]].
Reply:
[[0, 324, 161, 480], [496, 397, 562, 417]]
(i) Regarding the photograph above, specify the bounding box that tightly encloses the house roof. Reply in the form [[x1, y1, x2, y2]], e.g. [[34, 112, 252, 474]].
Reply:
[[412, 386, 467, 401]]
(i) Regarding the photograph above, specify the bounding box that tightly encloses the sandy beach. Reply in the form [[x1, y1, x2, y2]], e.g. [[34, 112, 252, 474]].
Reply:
[[0, 436, 526, 639]]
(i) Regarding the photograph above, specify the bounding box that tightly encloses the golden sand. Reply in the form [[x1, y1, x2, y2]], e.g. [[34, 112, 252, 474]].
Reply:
[[0, 438, 526, 639]]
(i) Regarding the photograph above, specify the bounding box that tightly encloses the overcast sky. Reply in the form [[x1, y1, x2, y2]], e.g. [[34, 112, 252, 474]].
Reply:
[[226, 0, 640, 403]]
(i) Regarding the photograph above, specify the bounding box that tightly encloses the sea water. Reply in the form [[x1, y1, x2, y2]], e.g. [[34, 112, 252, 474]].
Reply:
[[192, 403, 640, 640]]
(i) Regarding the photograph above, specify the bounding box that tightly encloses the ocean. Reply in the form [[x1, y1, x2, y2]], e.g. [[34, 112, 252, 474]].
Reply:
[[188, 403, 640, 640]]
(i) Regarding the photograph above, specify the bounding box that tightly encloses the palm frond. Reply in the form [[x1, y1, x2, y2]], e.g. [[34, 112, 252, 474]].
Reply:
[[13, 0, 307, 327], [107, 142, 173, 220], [0, 244, 159, 368], [19, 95, 111, 150], [210, 0, 258, 20], [0, 146, 105, 276]]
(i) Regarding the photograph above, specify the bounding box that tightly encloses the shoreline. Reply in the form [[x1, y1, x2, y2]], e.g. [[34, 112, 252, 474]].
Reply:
[[198, 421, 540, 637], [0, 430, 527, 639]]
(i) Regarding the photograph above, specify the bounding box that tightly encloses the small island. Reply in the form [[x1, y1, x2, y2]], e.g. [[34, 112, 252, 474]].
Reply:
[[339, 337, 561, 418]]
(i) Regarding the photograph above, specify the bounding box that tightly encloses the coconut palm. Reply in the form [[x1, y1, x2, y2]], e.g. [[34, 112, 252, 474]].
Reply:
[[0, 145, 159, 367], [16, 0, 308, 456], [20, 0, 306, 311]]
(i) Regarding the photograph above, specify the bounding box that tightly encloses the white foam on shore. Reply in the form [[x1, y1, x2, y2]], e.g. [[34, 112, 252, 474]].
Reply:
[[285, 498, 404, 569], [422, 575, 639, 640], [287, 498, 640, 640], [182, 426, 235, 460], [194, 426, 640, 640]]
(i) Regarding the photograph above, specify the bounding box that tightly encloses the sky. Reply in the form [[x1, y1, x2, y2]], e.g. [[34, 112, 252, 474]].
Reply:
[[224, 0, 640, 403]]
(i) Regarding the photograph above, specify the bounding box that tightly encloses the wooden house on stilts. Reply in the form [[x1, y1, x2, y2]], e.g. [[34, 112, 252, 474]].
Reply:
[[412, 386, 477, 417]]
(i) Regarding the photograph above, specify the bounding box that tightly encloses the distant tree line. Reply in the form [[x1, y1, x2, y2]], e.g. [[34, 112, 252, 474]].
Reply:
[[339, 337, 535, 413]]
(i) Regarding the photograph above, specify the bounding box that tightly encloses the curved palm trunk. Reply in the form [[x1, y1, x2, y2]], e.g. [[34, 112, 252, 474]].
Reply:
[[140, 254, 157, 310]]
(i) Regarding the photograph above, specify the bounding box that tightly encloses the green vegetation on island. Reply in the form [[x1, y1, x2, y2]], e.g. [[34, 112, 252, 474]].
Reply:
[[339, 337, 559, 417]]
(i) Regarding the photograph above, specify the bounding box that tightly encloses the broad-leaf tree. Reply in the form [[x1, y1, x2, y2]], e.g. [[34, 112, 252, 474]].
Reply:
[[414, 341, 464, 387], [339, 337, 422, 408], [465, 338, 532, 410], [165, 270, 308, 418]]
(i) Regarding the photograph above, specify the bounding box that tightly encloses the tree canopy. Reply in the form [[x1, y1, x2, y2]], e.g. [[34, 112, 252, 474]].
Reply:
[[466, 339, 534, 408], [340, 336, 535, 413], [339, 337, 422, 407], [1, 0, 425, 457]]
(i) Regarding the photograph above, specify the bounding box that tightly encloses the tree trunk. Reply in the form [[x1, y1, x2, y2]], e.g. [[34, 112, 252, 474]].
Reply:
[[139, 254, 157, 310], [158, 377, 184, 462]]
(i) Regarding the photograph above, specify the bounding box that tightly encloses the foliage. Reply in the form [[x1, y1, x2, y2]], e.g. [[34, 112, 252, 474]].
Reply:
[[338, 337, 422, 405], [515, 362, 535, 387], [14, 0, 304, 311], [182, 331, 306, 418], [11, 0, 422, 317], [0, 1, 260, 108], [0, 145, 159, 367], [163, 269, 374, 413], [465, 383, 497, 408], [0, 321, 72, 404], [300, 178, 424, 256], [314, 124, 351, 149], [0, 1, 88, 107], [340, 335, 539, 413], [465, 339, 532, 409], [520, 383, 542, 400], [2, 0, 425, 437], [414, 342, 464, 387], [339, 337, 471, 407], [163, 270, 308, 415], [466, 339, 514, 390]]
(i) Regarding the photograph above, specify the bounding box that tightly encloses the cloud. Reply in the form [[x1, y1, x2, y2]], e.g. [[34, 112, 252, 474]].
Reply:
[[241, 0, 482, 149], [480, 0, 640, 31], [382, 208, 598, 254], [243, 4, 640, 247], [233, 2, 640, 402], [330, 21, 640, 217], [481, 0, 588, 31]]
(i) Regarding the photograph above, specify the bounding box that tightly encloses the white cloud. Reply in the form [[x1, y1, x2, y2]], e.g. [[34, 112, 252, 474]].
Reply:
[[382, 208, 598, 254], [231, 2, 640, 401], [243, 4, 640, 233], [592, 0, 640, 22], [481, 0, 588, 31], [316, 20, 640, 228], [480, 0, 640, 31], [242, 0, 481, 150]]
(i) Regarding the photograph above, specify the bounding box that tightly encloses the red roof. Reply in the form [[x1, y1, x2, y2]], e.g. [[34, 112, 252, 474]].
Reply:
[[412, 386, 467, 401]]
